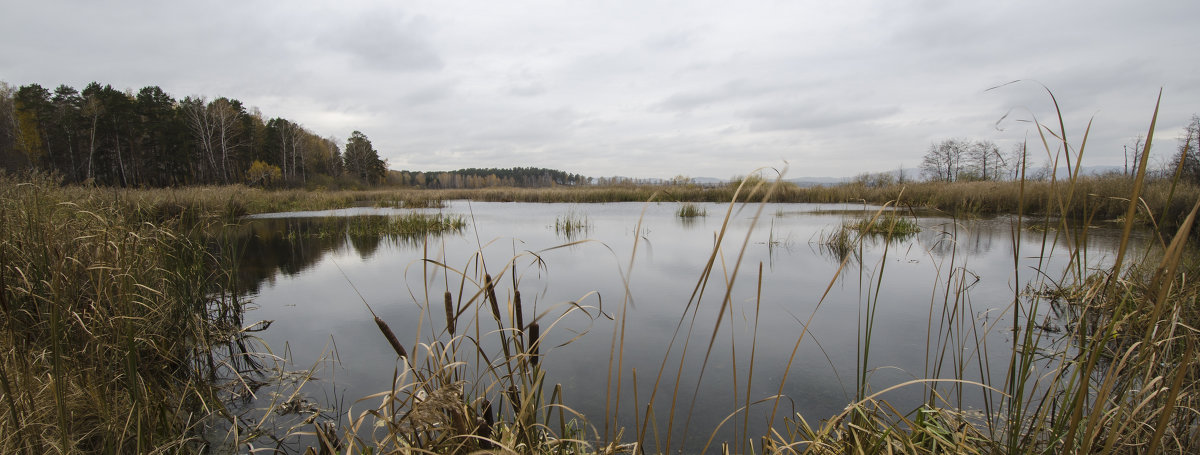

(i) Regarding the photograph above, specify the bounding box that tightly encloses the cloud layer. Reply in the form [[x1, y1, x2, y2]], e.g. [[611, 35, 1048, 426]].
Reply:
[[2, 0, 1196, 178]]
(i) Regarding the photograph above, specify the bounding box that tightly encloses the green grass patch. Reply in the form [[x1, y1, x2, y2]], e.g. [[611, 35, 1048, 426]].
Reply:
[[554, 210, 591, 239], [676, 202, 707, 218], [399, 197, 447, 209], [844, 212, 921, 236], [345, 213, 466, 237]]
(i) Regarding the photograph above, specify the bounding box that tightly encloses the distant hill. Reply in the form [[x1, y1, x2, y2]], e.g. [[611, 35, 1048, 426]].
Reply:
[[785, 176, 852, 187]]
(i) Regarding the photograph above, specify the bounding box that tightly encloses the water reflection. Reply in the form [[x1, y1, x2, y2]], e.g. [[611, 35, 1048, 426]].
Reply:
[[230, 216, 464, 295], [232, 201, 1145, 452]]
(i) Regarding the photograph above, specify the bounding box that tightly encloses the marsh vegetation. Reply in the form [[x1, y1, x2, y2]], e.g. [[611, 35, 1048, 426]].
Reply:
[[676, 202, 707, 218]]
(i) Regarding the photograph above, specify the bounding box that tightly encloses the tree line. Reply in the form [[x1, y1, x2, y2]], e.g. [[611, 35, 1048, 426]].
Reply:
[[918, 116, 1200, 185], [919, 139, 1015, 182], [388, 167, 589, 189], [0, 81, 386, 187]]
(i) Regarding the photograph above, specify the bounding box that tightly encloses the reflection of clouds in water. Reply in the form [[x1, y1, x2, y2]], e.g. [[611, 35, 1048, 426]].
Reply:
[[918, 220, 981, 258]]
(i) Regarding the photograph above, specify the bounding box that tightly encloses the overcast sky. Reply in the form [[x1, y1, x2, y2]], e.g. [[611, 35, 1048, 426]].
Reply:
[[2, 1, 1196, 179]]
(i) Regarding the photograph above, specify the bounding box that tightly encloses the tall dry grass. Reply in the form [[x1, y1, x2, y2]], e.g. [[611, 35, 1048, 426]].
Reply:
[[774, 91, 1200, 454], [33, 168, 1200, 236], [0, 173, 254, 453], [800, 176, 1200, 229]]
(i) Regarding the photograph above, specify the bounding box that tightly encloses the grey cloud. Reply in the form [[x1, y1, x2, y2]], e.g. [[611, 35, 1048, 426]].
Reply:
[[653, 79, 782, 112], [4, 0, 1198, 179], [642, 28, 703, 52], [467, 107, 582, 143], [745, 104, 901, 132], [507, 82, 546, 97], [401, 82, 456, 105], [325, 11, 443, 72]]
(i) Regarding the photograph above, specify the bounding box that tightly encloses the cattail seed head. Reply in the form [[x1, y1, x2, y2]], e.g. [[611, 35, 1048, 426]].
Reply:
[[374, 316, 408, 359], [443, 291, 455, 335], [484, 274, 502, 323], [528, 321, 540, 366], [507, 384, 522, 414], [513, 290, 524, 330]]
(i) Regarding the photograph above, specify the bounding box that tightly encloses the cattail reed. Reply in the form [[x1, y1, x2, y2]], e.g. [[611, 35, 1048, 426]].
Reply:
[[481, 399, 495, 428], [527, 321, 540, 366], [507, 385, 522, 415], [484, 274, 502, 323], [513, 290, 524, 330], [374, 316, 408, 359], [478, 399, 494, 445], [443, 291, 455, 335]]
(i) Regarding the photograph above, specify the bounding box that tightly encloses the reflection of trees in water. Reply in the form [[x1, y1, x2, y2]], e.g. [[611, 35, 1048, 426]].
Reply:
[[916, 220, 999, 258], [227, 217, 459, 295], [348, 233, 383, 258], [916, 216, 1135, 259]]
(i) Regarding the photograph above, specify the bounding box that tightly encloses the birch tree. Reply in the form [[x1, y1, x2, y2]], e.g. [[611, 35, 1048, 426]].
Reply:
[[183, 96, 244, 183]]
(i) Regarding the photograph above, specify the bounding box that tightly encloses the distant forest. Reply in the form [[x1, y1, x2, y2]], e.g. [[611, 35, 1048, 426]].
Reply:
[[0, 80, 592, 189], [390, 167, 588, 188], [0, 81, 396, 187]]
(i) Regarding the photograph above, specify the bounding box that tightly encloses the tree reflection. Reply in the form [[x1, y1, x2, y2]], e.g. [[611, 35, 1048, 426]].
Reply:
[[226, 216, 463, 295]]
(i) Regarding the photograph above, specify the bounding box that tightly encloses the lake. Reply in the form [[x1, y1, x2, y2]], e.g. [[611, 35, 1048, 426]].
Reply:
[[230, 200, 1140, 452]]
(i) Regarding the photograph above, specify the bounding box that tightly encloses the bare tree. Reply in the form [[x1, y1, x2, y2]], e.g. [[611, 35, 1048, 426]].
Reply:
[[209, 98, 243, 183], [275, 119, 302, 181], [1007, 142, 1027, 180], [1173, 115, 1200, 183], [0, 82, 24, 170], [1124, 135, 1145, 177], [969, 140, 1006, 180], [182, 96, 243, 183], [920, 138, 970, 182], [181, 96, 219, 181], [82, 93, 104, 181]]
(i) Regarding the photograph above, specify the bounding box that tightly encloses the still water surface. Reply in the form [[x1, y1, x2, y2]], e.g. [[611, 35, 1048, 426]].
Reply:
[[235, 200, 1137, 450]]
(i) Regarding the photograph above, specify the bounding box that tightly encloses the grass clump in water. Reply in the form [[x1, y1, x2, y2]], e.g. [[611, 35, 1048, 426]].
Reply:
[[844, 212, 921, 236], [817, 224, 859, 262], [345, 213, 466, 237], [676, 202, 707, 218], [399, 197, 447, 209], [554, 210, 591, 239]]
